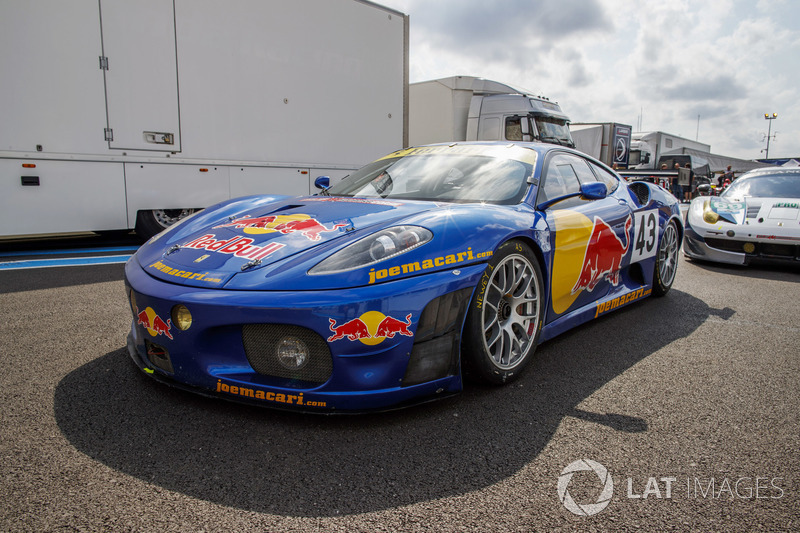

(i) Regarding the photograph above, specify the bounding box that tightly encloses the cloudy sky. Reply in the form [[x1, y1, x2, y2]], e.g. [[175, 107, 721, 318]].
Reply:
[[383, 0, 800, 160]]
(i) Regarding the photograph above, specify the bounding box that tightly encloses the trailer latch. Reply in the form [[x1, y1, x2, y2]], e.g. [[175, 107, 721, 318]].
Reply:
[[144, 132, 175, 145]]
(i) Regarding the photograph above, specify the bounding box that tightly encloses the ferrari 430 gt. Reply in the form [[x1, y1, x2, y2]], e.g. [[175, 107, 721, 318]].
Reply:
[[125, 142, 682, 412]]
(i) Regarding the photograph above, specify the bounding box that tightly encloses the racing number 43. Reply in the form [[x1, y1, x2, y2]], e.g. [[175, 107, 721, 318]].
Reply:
[[630, 209, 659, 262]]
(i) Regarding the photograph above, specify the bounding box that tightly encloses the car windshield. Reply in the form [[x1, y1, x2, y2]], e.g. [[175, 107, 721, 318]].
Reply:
[[326, 152, 534, 205], [722, 172, 800, 199]]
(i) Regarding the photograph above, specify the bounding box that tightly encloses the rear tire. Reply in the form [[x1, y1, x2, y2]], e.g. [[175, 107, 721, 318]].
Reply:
[[462, 240, 544, 385], [653, 219, 679, 296]]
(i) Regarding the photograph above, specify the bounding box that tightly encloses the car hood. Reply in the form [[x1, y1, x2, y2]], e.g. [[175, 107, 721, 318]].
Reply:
[[693, 196, 800, 226], [133, 194, 539, 291], [135, 196, 435, 287]]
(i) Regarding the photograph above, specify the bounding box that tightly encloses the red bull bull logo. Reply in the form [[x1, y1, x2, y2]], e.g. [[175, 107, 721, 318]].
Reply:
[[214, 214, 346, 241], [572, 215, 632, 294], [136, 306, 173, 340], [327, 311, 413, 345], [327, 318, 371, 342]]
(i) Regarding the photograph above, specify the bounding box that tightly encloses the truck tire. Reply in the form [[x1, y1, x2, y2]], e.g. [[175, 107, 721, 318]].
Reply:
[[135, 209, 198, 241]]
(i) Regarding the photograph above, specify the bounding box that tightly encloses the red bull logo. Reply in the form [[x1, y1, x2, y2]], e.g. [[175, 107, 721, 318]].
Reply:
[[181, 234, 285, 262], [327, 311, 413, 345], [214, 214, 346, 241], [572, 215, 632, 294], [136, 306, 173, 340]]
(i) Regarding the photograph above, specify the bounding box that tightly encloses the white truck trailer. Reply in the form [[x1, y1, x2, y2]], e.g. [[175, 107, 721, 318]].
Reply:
[[408, 76, 574, 148], [0, 0, 408, 239], [629, 131, 711, 170], [570, 122, 633, 168]]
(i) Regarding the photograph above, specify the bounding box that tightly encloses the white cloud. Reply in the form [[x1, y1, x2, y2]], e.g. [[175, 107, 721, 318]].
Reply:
[[385, 0, 800, 159]]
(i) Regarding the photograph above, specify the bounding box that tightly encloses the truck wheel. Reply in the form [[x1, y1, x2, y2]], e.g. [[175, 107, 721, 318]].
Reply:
[[462, 240, 544, 385], [652, 219, 679, 296], [135, 209, 198, 241]]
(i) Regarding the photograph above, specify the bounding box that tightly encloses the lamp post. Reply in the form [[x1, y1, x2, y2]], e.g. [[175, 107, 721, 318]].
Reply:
[[764, 112, 778, 159]]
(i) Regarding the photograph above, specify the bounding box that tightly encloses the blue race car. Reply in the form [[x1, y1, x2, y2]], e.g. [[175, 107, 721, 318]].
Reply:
[[125, 142, 682, 412]]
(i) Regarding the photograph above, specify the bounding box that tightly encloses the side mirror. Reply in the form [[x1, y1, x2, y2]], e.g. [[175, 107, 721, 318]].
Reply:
[[536, 181, 607, 210], [519, 116, 534, 142], [580, 181, 607, 200], [314, 175, 331, 190]]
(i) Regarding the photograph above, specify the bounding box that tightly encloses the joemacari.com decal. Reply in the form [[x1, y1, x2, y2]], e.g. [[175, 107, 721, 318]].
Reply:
[[368, 248, 492, 284], [216, 380, 327, 408]]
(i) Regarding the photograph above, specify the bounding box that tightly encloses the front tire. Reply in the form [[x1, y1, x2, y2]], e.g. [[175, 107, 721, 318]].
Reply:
[[652, 219, 679, 296], [462, 240, 544, 385]]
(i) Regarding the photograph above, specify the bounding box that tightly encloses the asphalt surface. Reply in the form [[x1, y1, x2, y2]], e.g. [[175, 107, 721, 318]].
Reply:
[[1, 244, 798, 531]]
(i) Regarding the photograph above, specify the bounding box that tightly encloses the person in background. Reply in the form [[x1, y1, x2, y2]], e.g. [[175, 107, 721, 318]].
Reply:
[[719, 165, 734, 191], [722, 165, 735, 184], [670, 163, 682, 200], [684, 163, 694, 203]]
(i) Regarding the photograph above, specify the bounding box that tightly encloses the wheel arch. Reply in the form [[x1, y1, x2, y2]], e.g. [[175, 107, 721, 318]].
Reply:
[[494, 232, 551, 300], [669, 212, 684, 243]]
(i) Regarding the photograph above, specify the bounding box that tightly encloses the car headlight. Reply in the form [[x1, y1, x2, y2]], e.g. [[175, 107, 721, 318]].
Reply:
[[309, 225, 432, 275], [276, 336, 309, 370]]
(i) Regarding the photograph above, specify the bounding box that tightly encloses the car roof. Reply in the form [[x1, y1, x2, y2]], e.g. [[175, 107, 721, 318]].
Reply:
[[738, 167, 800, 180]]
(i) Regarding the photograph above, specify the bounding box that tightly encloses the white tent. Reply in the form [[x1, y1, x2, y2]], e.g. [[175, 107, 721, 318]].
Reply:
[[662, 147, 770, 174]]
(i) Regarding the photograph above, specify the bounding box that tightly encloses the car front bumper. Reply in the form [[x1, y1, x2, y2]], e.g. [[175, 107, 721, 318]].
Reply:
[[124, 258, 484, 412], [683, 217, 800, 266], [682, 223, 747, 265]]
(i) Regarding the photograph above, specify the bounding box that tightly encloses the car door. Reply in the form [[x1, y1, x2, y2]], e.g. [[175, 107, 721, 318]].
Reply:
[[537, 152, 634, 320]]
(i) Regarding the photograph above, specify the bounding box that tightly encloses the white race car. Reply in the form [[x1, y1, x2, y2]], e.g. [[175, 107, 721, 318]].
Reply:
[[684, 167, 800, 265]]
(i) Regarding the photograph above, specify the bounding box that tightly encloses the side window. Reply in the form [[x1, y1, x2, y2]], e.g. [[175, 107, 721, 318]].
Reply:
[[505, 117, 522, 141], [588, 160, 620, 193], [540, 154, 581, 203], [568, 156, 597, 185]]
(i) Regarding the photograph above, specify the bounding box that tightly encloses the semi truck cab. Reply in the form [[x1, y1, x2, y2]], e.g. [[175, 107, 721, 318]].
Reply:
[[409, 76, 574, 148], [468, 94, 574, 147]]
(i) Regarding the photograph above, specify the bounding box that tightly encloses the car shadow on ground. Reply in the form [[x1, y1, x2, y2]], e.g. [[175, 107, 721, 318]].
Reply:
[[54, 289, 732, 517]]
